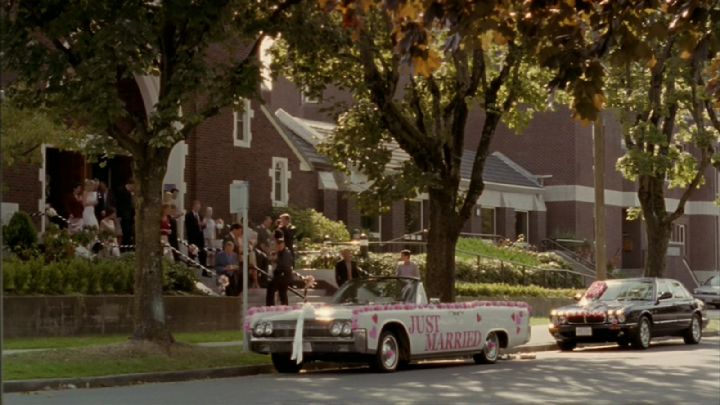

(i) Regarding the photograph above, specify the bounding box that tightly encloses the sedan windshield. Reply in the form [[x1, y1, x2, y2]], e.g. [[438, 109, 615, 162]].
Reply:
[[332, 278, 417, 305], [583, 280, 654, 302], [703, 275, 719, 287]]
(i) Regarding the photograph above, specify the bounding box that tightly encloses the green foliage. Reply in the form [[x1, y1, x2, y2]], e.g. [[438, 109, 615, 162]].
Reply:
[[272, 206, 350, 244], [2, 211, 38, 255], [455, 282, 581, 299], [2, 255, 198, 296]]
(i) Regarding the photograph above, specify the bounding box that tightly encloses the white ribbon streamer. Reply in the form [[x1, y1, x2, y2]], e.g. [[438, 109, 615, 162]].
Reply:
[[290, 303, 315, 364]]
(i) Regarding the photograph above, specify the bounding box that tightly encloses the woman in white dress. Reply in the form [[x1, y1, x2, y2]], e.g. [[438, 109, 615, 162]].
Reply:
[[82, 179, 100, 229]]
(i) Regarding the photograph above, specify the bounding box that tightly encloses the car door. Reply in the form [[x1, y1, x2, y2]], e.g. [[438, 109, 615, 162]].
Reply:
[[652, 279, 677, 334], [668, 280, 695, 333]]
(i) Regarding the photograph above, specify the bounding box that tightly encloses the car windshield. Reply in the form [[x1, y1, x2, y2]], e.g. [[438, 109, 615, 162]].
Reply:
[[332, 278, 417, 305], [703, 275, 719, 287], [582, 280, 654, 302]]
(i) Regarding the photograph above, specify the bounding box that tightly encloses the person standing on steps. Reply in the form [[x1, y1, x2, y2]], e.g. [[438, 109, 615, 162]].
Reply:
[[266, 230, 293, 306], [185, 200, 207, 269]]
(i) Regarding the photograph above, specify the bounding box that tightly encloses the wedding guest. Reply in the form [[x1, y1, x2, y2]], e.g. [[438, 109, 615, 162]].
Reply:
[[185, 200, 206, 266], [65, 183, 84, 233], [81, 179, 99, 229], [266, 230, 293, 306], [168, 204, 180, 260], [278, 213, 296, 256], [115, 179, 135, 248], [99, 207, 121, 257], [256, 216, 273, 254], [215, 240, 240, 296], [203, 206, 217, 266], [95, 181, 108, 219]]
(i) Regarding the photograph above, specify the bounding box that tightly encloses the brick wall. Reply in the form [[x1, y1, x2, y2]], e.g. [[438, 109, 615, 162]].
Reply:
[[2, 161, 42, 227]]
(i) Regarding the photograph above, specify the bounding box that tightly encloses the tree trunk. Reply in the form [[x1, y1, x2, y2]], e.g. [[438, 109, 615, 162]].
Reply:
[[644, 218, 670, 278], [131, 147, 174, 345], [638, 175, 671, 278], [424, 188, 460, 302]]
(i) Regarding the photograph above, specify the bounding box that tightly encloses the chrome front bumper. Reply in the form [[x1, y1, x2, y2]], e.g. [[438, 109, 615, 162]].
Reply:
[[250, 329, 371, 355]]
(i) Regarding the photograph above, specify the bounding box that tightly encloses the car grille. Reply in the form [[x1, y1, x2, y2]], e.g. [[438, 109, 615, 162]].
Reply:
[[567, 313, 606, 324], [270, 320, 333, 338]]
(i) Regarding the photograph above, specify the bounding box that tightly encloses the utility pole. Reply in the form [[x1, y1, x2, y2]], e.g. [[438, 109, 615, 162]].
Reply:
[[593, 117, 607, 280]]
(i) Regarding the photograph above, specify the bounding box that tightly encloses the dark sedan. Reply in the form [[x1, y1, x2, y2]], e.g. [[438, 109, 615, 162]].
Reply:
[[549, 278, 709, 351]]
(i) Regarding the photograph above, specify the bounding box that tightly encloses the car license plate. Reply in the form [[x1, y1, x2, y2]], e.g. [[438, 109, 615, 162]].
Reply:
[[576, 327, 592, 337], [303, 342, 312, 352]]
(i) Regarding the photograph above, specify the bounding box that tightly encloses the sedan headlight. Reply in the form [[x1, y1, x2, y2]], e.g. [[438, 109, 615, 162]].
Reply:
[[615, 310, 626, 323], [264, 322, 274, 336], [341, 321, 352, 336], [330, 321, 342, 336]]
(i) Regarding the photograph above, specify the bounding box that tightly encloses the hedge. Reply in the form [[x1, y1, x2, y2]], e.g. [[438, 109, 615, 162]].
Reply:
[[456, 282, 582, 298], [2, 254, 199, 295]]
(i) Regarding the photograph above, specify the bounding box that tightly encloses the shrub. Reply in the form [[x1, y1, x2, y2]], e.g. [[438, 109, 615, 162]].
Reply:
[[2, 211, 38, 255], [456, 282, 582, 298], [272, 206, 350, 244], [2, 255, 198, 295]]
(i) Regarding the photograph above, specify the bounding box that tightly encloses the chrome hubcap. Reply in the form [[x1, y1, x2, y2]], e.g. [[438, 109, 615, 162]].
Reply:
[[692, 317, 700, 341], [484, 333, 499, 361], [381, 335, 399, 369], [640, 321, 650, 346]]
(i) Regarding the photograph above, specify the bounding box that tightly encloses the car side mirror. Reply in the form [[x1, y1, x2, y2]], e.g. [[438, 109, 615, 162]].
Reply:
[[429, 298, 440, 304], [573, 293, 583, 302], [658, 291, 673, 301]]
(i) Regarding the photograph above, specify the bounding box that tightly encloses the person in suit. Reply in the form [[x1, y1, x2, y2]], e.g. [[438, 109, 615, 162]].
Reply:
[[114, 180, 135, 248], [256, 216, 273, 254], [266, 230, 293, 306], [95, 181, 108, 220], [278, 213, 296, 257], [335, 248, 361, 288], [185, 200, 206, 267]]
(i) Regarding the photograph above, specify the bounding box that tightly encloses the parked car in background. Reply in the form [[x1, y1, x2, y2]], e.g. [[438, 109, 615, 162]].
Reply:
[[248, 277, 531, 373], [694, 274, 720, 308], [549, 278, 708, 351]]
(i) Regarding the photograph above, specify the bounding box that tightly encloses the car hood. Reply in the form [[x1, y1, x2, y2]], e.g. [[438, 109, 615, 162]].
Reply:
[[554, 300, 634, 314], [250, 304, 355, 323]]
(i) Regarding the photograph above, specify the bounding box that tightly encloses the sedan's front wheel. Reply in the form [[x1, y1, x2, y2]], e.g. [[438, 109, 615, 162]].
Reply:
[[631, 316, 652, 350], [683, 314, 702, 345]]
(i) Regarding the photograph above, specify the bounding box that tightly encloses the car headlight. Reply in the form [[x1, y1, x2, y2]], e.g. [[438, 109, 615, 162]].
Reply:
[[254, 322, 266, 337], [341, 321, 352, 336], [264, 322, 274, 336], [330, 321, 342, 337]]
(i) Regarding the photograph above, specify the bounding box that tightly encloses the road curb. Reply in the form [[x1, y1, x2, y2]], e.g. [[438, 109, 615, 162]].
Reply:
[[4, 332, 718, 394], [3, 364, 274, 394]]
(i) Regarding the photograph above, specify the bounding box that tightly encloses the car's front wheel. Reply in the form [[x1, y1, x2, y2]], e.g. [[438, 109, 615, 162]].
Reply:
[[474, 331, 500, 364], [683, 313, 702, 345], [631, 316, 652, 350], [370, 330, 401, 372], [557, 340, 577, 351], [271, 353, 302, 374]]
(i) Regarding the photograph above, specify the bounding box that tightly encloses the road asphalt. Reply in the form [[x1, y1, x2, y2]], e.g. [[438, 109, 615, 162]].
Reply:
[[6, 337, 719, 405]]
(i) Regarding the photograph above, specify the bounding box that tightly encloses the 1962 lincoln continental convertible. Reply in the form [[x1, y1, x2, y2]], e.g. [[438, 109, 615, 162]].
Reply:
[[247, 277, 531, 373]]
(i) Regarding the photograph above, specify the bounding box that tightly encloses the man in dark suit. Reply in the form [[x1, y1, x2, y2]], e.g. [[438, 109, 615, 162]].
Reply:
[[266, 230, 293, 306], [185, 200, 206, 266], [278, 213, 296, 257], [114, 180, 135, 249], [335, 248, 361, 288]]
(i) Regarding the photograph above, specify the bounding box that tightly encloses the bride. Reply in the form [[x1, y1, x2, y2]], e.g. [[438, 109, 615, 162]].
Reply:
[[82, 179, 99, 229]]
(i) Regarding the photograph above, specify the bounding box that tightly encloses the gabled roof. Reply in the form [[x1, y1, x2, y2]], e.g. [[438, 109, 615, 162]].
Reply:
[[273, 108, 542, 190]]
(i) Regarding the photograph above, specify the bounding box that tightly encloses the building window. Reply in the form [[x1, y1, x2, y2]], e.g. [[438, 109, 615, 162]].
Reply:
[[515, 210, 529, 241], [481, 207, 496, 236], [404, 200, 423, 237], [233, 99, 253, 148], [301, 88, 319, 104], [269, 157, 290, 207], [670, 223, 686, 245], [361, 215, 381, 240]]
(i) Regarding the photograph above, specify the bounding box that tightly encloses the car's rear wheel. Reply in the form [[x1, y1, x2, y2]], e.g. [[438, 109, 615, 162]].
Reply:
[[271, 353, 302, 374], [631, 316, 652, 350], [683, 313, 702, 345], [557, 340, 577, 352], [474, 331, 500, 364], [370, 330, 400, 372]]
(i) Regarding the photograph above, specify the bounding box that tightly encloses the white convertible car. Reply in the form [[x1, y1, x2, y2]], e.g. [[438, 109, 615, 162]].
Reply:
[[247, 277, 531, 373]]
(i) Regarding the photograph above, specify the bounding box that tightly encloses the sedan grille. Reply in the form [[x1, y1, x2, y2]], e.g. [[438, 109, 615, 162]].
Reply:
[[567, 313, 606, 324], [270, 320, 333, 338]]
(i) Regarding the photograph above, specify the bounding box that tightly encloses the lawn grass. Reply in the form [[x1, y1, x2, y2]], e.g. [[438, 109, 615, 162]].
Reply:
[[707, 320, 719, 332], [4, 330, 244, 351], [3, 343, 268, 381], [456, 238, 544, 267]]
